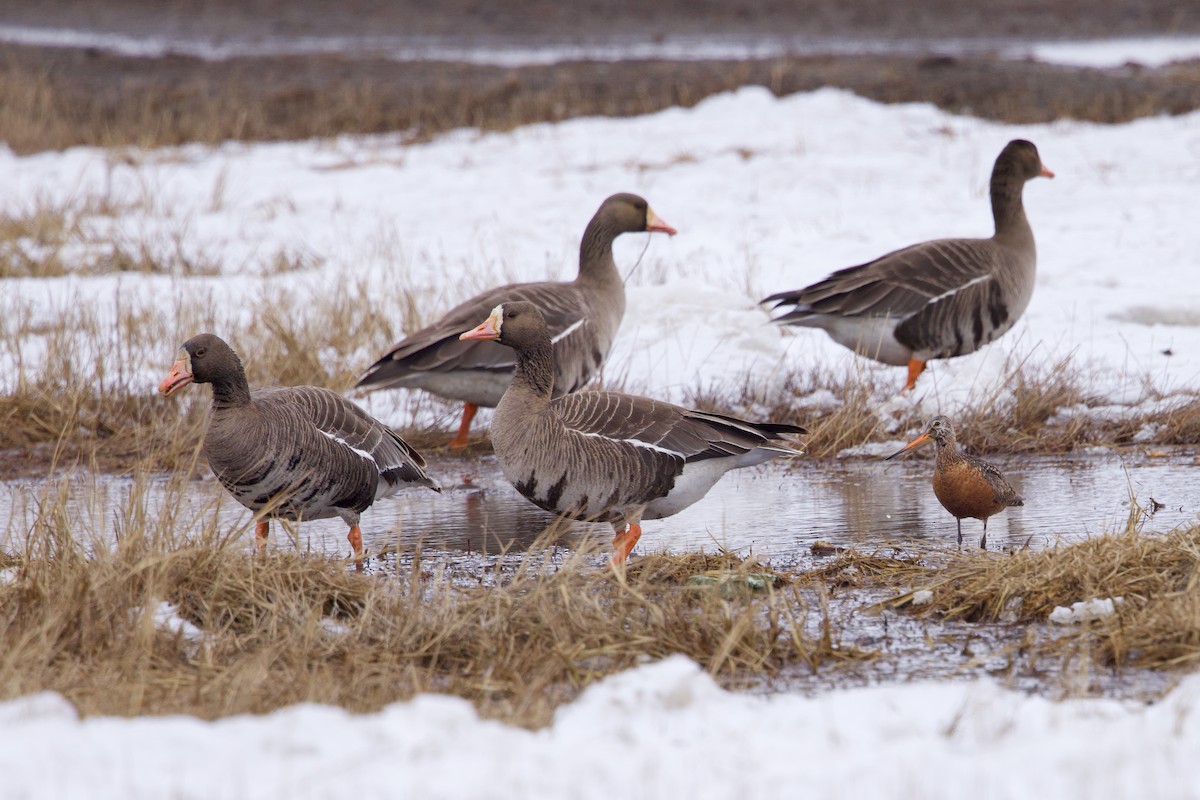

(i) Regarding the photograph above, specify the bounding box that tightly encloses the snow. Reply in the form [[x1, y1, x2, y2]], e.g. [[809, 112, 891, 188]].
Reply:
[[911, 588, 935, 606], [147, 600, 204, 642], [1049, 596, 1125, 624], [0, 655, 1197, 799], [4, 86, 1200, 434], [4, 58, 1200, 796], [1020, 37, 1200, 68]]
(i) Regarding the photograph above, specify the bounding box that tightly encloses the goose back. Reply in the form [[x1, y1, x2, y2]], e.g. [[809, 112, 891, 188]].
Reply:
[[356, 280, 618, 407], [355, 192, 672, 409], [474, 301, 805, 528], [206, 385, 437, 524], [162, 333, 438, 528], [762, 139, 1049, 366]]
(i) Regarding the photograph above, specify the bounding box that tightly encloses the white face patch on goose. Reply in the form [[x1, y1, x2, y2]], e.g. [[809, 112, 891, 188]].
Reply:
[[178, 348, 193, 375]]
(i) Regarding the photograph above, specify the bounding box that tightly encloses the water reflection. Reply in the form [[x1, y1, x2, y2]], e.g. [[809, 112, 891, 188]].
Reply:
[[2, 451, 1196, 559]]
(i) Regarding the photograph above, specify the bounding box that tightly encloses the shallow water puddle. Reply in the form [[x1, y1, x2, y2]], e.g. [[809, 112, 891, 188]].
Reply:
[[3, 450, 1196, 560]]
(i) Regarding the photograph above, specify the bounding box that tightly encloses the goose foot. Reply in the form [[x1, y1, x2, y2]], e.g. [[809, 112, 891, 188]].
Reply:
[[611, 522, 643, 566], [347, 525, 365, 572], [254, 520, 270, 558], [902, 359, 926, 392]]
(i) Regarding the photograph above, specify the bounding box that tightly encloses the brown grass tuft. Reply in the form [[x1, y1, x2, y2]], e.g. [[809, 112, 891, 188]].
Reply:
[[876, 527, 1200, 670], [0, 475, 848, 725]]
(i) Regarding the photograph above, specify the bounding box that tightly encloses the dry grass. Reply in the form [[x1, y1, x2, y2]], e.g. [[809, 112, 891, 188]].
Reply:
[[0, 476, 842, 726], [815, 524, 1200, 672], [0, 268, 441, 473], [701, 348, 1109, 459], [6, 467, 1191, 723], [2, 44, 1200, 155], [2, 282, 1196, 478], [1150, 396, 1200, 444]]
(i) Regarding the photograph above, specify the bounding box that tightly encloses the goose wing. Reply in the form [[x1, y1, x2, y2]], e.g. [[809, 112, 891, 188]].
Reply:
[[356, 282, 592, 389], [764, 237, 999, 322], [555, 392, 805, 464], [262, 386, 440, 491]]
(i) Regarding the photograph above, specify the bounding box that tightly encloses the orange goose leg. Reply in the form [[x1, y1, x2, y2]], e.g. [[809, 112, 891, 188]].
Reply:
[[903, 359, 927, 392], [611, 522, 643, 566], [448, 403, 478, 449], [347, 525, 365, 572], [254, 520, 270, 558]]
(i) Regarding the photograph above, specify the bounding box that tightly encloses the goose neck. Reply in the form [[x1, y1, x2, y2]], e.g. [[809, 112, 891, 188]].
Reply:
[[512, 337, 556, 402], [990, 172, 1032, 243], [210, 373, 253, 410], [576, 219, 622, 285]]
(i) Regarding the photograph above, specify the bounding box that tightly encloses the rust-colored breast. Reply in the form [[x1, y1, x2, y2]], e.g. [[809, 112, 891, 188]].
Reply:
[[932, 461, 1009, 521]]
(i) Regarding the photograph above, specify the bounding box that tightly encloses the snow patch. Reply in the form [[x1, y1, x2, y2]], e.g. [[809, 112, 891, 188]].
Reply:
[[1049, 597, 1125, 624]]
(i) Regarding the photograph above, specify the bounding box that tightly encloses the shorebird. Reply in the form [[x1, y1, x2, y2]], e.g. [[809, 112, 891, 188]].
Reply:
[[763, 140, 1053, 391], [885, 415, 1023, 548]]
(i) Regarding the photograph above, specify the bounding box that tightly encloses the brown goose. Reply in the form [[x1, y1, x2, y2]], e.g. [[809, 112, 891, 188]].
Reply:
[[356, 193, 676, 448], [885, 415, 1023, 549], [762, 140, 1054, 390], [460, 301, 806, 564], [158, 333, 440, 569]]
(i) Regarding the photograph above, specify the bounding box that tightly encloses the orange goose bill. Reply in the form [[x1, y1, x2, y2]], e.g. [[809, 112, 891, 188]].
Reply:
[[158, 351, 194, 397]]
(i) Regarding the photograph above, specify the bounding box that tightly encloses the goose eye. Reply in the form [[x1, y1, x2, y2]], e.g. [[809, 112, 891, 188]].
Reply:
[[194, 347, 207, 358]]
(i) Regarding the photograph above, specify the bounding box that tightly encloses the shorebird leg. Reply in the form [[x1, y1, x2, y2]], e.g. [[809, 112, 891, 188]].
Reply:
[[980, 519, 988, 551], [955, 518, 963, 548], [347, 525, 365, 572], [903, 359, 927, 392], [255, 520, 270, 557], [448, 402, 478, 449], [611, 522, 643, 566]]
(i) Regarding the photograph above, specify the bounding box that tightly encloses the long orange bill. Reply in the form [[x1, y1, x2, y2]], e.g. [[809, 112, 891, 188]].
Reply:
[[884, 432, 932, 460], [646, 208, 677, 236], [460, 307, 503, 342], [158, 354, 194, 397]]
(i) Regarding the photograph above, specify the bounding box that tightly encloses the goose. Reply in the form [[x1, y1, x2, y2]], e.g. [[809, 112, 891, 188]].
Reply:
[[158, 333, 440, 569], [762, 140, 1053, 390], [356, 193, 676, 448], [885, 416, 1023, 549], [460, 301, 806, 564]]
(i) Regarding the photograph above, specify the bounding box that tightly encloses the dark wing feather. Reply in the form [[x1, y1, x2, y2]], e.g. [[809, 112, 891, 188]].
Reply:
[[356, 281, 590, 389], [262, 387, 439, 491], [554, 392, 804, 464]]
